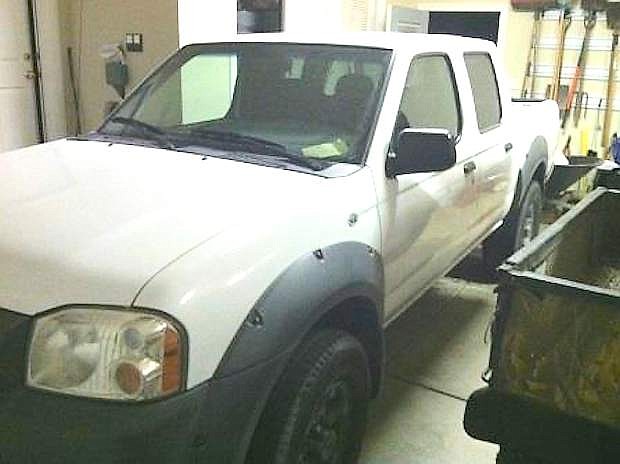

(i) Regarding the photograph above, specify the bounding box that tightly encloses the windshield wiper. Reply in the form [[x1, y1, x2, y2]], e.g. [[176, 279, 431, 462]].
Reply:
[[107, 117, 177, 150], [265, 151, 325, 171], [184, 128, 324, 170], [185, 128, 287, 151]]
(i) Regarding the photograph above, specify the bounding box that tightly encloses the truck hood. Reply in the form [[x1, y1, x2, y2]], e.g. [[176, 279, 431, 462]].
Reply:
[[0, 139, 327, 315]]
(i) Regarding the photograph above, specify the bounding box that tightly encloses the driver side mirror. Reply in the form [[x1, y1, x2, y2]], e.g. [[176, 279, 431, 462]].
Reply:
[[386, 129, 456, 177]]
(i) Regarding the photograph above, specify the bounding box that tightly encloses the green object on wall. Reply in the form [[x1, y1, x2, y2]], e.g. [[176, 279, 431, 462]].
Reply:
[[105, 61, 129, 98]]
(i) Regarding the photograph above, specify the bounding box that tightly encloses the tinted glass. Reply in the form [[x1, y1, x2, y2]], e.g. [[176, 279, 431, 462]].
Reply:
[[396, 55, 460, 140], [464, 53, 502, 131], [102, 43, 392, 165]]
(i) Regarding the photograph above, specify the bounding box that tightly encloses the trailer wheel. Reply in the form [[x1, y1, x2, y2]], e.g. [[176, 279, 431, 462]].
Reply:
[[483, 181, 543, 271], [247, 329, 370, 464]]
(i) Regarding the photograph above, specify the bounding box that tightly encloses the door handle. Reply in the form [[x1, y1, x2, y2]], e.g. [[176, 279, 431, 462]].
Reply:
[[24, 70, 37, 80], [463, 161, 477, 175], [504, 142, 514, 152]]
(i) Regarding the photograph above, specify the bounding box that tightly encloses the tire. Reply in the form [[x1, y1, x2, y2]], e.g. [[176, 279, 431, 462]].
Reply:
[[496, 447, 547, 464], [496, 447, 525, 464], [247, 329, 371, 464], [513, 181, 543, 250], [483, 181, 543, 271]]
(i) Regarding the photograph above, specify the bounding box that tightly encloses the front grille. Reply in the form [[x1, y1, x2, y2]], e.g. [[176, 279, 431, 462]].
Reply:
[[0, 308, 31, 389], [0, 308, 26, 337]]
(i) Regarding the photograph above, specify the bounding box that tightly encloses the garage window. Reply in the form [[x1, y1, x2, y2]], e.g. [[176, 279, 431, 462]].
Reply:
[[464, 53, 502, 132]]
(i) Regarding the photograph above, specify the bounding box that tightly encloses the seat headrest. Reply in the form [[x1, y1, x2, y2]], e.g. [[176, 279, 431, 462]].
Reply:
[[334, 74, 374, 101]]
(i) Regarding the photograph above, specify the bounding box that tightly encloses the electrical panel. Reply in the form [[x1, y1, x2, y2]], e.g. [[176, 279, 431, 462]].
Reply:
[[125, 33, 144, 53]]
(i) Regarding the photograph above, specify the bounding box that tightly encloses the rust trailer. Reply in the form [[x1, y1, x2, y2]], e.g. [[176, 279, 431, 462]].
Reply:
[[465, 188, 620, 464]]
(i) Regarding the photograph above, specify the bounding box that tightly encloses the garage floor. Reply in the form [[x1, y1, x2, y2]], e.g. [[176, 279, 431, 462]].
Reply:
[[360, 255, 499, 464]]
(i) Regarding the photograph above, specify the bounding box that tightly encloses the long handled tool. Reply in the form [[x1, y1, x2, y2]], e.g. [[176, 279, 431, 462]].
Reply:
[[602, 32, 619, 156], [565, 11, 598, 128], [67, 47, 82, 135], [521, 10, 542, 99], [550, 9, 573, 102], [588, 98, 603, 157]]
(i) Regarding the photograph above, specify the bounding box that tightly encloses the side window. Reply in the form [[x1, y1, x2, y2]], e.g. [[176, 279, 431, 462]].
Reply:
[[395, 55, 461, 142], [180, 54, 238, 124], [134, 54, 238, 126], [464, 53, 502, 132]]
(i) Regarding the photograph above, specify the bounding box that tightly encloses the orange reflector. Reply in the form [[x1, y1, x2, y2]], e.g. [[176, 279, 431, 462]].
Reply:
[[162, 328, 181, 394], [115, 362, 142, 396]]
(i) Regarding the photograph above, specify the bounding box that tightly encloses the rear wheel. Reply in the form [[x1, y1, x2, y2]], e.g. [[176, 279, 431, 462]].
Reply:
[[513, 181, 543, 250], [247, 329, 371, 464], [483, 180, 543, 271]]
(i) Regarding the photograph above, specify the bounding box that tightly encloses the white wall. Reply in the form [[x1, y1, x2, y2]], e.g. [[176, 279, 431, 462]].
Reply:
[[284, 0, 345, 32], [178, 0, 237, 46], [370, 0, 388, 30], [178, 1, 371, 39]]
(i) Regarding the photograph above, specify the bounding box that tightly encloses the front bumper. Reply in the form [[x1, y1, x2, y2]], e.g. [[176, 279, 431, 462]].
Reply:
[[0, 309, 286, 464]]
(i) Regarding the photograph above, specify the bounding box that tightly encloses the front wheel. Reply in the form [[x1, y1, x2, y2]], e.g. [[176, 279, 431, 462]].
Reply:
[[247, 329, 371, 464], [497, 447, 548, 464]]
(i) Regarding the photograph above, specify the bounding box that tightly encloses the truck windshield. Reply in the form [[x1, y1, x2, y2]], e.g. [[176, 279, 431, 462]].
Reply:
[[99, 43, 392, 168]]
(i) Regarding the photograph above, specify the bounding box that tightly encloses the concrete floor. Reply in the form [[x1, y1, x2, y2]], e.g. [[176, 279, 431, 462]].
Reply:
[[360, 255, 499, 464]]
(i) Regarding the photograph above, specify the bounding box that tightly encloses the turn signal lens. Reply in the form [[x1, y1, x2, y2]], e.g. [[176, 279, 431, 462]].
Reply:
[[162, 328, 182, 394]]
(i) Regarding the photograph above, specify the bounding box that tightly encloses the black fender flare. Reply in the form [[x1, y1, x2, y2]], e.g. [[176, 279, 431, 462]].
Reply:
[[518, 136, 548, 206], [214, 241, 384, 378]]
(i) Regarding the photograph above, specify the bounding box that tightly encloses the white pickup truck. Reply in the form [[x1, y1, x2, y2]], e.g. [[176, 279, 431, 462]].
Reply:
[[0, 33, 558, 463]]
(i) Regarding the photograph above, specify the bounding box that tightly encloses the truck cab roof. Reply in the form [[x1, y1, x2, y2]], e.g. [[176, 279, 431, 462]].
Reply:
[[185, 32, 498, 55]]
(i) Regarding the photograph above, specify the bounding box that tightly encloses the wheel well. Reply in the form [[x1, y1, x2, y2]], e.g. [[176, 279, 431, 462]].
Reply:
[[316, 298, 383, 398], [519, 136, 548, 204]]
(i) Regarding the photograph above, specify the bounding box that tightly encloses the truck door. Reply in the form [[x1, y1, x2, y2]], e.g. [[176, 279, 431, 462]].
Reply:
[[463, 53, 512, 236], [382, 54, 478, 320]]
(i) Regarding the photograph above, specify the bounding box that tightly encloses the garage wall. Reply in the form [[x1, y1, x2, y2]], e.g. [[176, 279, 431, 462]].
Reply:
[[534, 10, 620, 156], [178, 1, 236, 46], [381, 0, 533, 94], [58, 0, 179, 133], [284, 0, 345, 32]]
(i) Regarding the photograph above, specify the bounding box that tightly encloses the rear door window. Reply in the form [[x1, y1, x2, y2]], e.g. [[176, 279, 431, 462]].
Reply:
[[464, 53, 502, 132]]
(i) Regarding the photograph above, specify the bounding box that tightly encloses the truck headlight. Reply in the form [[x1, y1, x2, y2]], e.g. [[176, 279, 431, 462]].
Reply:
[[27, 306, 185, 401]]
